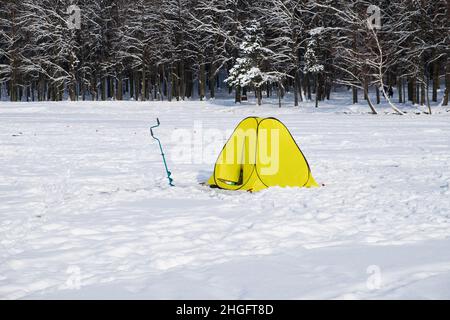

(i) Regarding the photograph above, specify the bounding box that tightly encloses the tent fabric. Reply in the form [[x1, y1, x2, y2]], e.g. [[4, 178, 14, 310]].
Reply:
[[207, 117, 318, 192]]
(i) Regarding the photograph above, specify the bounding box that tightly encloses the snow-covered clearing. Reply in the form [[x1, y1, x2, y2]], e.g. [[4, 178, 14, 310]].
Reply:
[[1, 97, 450, 299]]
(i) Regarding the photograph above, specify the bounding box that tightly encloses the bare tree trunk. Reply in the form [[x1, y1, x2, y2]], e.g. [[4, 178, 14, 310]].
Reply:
[[175, 64, 180, 101], [9, 8, 19, 102], [68, 53, 77, 101], [376, 24, 404, 114], [306, 73, 312, 100], [160, 65, 165, 101], [134, 72, 140, 101], [235, 86, 241, 103], [37, 78, 43, 101], [376, 86, 380, 104], [416, 81, 420, 105], [81, 76, 86, 101], [199, 63, 206, 101], [426, 71, 432, 114], [298, 71, 303, 103], [257, 87, 262, 106], [402, 78, 406, 104], [169, 66, 175, 101], [432, 58, 440, 102], [209, 62, 216, 99], [117, 77, 123, 100], [141, 68, 146, 101], [326, 81, 331, 100], [352, 87, 358, 104], [278, 81, 284, 108], [315, 76, 319, 108], [443, 57, 450, 106], [186, 68, 194, 99], [180, 61, 185, 100], [101, 78, 106, 101], [364, 77, 369, 100], [294, 70, 300, 107], [420, 66, 426, 106], [32, 82, 36, 101], [363, 81, 378, 114], [407, 77, 412, 101], [129, 75, 134, 100], [90, 77, 96, 101]]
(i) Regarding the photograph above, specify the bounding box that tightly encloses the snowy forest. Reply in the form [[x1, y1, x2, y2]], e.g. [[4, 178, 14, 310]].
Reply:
[[2, 1, 450, 301], [0, 0, 449, 111]]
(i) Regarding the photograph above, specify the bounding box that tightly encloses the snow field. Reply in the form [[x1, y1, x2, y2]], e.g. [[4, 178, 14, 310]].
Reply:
[[1, 98, 450, 299]]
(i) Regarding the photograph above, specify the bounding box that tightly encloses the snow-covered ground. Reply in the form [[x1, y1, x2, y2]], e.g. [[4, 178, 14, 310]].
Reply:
[[1, 94, 450, 299]]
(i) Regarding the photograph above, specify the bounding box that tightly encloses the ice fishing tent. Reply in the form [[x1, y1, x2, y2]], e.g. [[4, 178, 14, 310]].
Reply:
[[207, 117, 318, 192]]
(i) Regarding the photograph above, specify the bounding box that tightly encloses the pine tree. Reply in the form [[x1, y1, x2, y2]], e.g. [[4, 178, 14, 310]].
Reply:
[[225, 20, 281, 105]]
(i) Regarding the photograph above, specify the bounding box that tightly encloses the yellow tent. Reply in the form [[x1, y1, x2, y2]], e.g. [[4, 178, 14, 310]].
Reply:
[[207, 117, 318, 192]]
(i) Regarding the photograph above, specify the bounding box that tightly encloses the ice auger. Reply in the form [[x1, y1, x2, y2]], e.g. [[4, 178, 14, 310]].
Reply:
[[150, 118, 174, 187]]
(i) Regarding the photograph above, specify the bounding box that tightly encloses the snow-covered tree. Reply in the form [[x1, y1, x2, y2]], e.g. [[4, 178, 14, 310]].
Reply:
[[0, 0, 22, 101], [225, 21, 281, 105], [304, 29, 325, 108], [260, 0, 308, 106], [0, 0, 447, 109]]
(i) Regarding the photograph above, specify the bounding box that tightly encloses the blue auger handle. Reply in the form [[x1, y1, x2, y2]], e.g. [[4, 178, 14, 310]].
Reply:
[[150, 118, 174, 187]]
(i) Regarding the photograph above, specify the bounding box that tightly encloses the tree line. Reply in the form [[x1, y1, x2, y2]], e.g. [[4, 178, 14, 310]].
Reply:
[[0, 0, 448, 113]]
